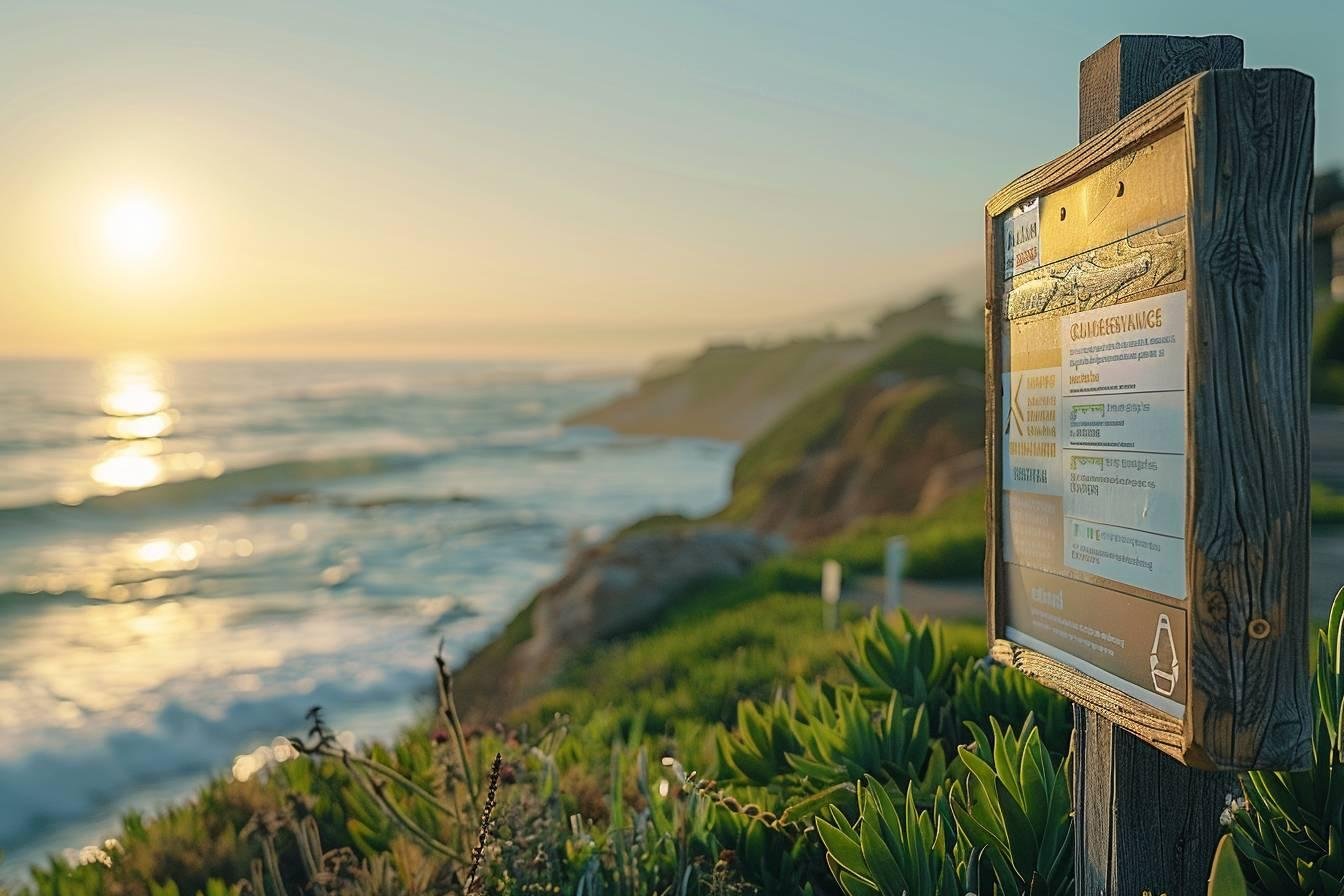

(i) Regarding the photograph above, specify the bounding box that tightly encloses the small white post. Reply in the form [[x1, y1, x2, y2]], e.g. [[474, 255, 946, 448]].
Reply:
[[884, 536, 908, 612], [821, 559, 841, 631]]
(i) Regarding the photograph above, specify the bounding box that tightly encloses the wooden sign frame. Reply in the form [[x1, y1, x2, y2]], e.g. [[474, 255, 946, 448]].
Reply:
[[985, 67, 1314, 770]]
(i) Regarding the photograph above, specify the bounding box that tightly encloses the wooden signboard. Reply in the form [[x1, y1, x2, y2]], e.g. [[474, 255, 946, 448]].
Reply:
[[984, 38, 1315, 772]]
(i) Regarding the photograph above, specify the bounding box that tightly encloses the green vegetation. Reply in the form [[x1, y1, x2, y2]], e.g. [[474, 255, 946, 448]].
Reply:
[[1314, 302, 1344, 405], [814, 488, 985, 582], [639, 338, 862, 403], [1315, 481, 1344, 527], [818, 718, 1071, 896], [719, 336, 983, 525], [23, 549, 1344, 894]]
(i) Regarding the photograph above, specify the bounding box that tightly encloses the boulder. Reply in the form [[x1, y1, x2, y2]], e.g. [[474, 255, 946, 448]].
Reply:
[[455, 524, 783, 720], [526, 526, 784, 659]]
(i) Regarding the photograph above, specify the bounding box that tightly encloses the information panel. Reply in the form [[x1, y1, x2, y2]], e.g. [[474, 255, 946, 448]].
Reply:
[[994, 128, 1191, 718], [986, 57, 1313, 772], [1001, 288, 1187, 716]]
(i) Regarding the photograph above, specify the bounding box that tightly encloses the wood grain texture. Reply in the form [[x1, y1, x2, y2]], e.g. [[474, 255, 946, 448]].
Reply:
[[1079, 35, 1243, 143], [1072, 705, 1238, 896], [984, 207, 1003, 651], [992, 639, 1186, 760], [989, 81, 1192, 220], [1186, 68, 1315, 770]]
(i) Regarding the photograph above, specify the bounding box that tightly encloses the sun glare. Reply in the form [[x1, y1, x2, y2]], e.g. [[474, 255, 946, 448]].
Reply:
[[102, 194, 172, 265]]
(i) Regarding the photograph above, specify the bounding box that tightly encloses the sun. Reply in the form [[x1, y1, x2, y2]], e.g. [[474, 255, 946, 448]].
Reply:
[[102, 194, 172, 265]]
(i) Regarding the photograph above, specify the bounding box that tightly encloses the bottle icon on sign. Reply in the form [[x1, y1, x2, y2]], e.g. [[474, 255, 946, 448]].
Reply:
[[1150, 614, 1179, 697]]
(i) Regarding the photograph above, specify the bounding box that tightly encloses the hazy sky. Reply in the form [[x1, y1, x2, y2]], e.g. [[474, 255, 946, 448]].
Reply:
[[2, 1, 1340, 361]]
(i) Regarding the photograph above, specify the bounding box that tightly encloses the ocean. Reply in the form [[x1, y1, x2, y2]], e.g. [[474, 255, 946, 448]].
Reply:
[[0, 356, 736, 877]]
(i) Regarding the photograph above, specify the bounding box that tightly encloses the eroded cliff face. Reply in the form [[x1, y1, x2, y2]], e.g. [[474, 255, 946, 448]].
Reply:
[[715, 334, 986, 541], [455, 526, 783, 717], [525, 527, 784, 658], [742, 374, 984, 541]]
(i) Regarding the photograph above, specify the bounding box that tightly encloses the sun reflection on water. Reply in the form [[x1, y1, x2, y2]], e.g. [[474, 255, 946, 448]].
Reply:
[[85, 356, 221, 497], [99, 357, 170, 417], [91, 442, 165, 491], [105, 410, 176, 440]]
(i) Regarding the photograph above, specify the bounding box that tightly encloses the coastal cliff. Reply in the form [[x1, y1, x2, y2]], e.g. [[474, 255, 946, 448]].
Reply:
[[569, 293, 980, 442], [457, 332, 987, 715]]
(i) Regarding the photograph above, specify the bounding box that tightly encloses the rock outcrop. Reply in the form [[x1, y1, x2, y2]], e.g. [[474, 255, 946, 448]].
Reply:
[[455, 526, 783, 717], [717, 335, 985, 541], [526, 527, 783, 656]]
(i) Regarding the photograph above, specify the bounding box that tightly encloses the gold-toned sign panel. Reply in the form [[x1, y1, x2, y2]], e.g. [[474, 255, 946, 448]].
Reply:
[[1006, 219, 1185, 321], [1038, 128, 1186, 266]]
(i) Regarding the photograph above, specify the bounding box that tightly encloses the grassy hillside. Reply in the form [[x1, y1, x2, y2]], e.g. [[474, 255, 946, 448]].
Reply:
[[570, 294, 981, 442], [718, 335, 984, 539]]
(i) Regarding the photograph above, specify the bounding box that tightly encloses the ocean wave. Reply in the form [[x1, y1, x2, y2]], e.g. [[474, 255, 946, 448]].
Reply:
[[245, 491, 488, 510], [0, 671, 429, 849], [0, 452, 436, 523]]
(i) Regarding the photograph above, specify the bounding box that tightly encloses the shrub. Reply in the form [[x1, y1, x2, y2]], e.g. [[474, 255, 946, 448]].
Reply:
[[815, 716, 1070, 896], [817, 779, 962, 895], [814, 489, 986, 584]]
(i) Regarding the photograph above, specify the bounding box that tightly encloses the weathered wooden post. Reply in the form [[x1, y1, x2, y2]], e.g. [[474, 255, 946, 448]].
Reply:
[[883, 536, 907, 611], [984, 35, 1314, 894], [821, 558, 841, 631]]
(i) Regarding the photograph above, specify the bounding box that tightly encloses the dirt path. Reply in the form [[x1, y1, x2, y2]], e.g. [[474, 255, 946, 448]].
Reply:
[[849, 576, 983, 623]]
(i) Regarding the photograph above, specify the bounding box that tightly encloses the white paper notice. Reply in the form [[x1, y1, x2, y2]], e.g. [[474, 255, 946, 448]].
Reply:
[[1003, 198, 1041, 279], [1002, 368, 1062, 498], [1059, 291, 1187, 598], [1002, 290, 1188, 600]]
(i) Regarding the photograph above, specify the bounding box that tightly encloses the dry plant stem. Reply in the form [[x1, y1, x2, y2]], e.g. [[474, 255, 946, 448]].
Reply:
[[249, 859, 267, 896], [260, 836, 289, 896], [441, 749, 470, 858], [464, 752, 503, 894], [342, 752, 466, 862], [294, 816, 323, 881], [435, 650, 478, 807]]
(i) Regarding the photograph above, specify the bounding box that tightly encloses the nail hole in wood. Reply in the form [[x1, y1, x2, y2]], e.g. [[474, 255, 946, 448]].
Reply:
[[1248, 618, 1272, 639]]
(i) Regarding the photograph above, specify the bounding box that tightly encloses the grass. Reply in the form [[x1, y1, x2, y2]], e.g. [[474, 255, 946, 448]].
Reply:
[[1314, 301, 1344, 405], [1315, 481, 1344, 527], [508, 493, 990, 745], [718, 336, 983, 524], [813, 487, 985, 581]]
